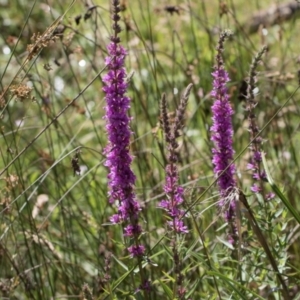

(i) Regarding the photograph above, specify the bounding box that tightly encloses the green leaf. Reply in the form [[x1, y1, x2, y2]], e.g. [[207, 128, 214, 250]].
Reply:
[[262, 153, 300, 224], [157, 279, 173, 299], [207, 270, 266, 299], [111, 254, 129, 271], [216, 236, 234, 250], [111, 269, 133, 290], [185, 279, 201, 298]]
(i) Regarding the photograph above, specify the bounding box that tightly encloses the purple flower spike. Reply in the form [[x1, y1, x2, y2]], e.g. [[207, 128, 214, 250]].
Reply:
[[159, 86, 193, 235], [103, 41, 141, 224], [211, 31, 236, 222], [103, 0, 145, 260], [211, 68, 236, 196], [158, 85, 193, 299]]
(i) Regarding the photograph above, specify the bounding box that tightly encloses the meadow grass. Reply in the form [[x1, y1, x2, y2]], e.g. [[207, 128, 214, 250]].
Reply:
[[0, 0, 300, 299]]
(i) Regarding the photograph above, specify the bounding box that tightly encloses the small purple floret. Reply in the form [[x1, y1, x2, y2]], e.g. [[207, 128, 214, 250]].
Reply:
[[266, 192, 275, 201], [128, 245, 145, 257], [124, 224, 142, 237], [159, 166, 187, 234], [251, 184, 261, 193]]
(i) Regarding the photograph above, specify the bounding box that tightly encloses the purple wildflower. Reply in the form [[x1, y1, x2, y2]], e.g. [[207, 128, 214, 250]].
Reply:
[[253, 151, 262, 162], [266, 192, 275, 201], [211, 31, 236, 222], [167, 219, 188, 234], [103, 40, 142, 225], [159, 150, 187, 235], [250, 184, 261, 193], [103, 0, 144, 258], [159, 85, 193, 234], [124, 224, 142, 237], [103, 37, 138, 213], [159, 85, 193, 299]]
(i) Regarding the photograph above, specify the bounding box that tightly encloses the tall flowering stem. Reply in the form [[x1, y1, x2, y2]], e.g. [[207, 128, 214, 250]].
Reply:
[[102, 0, 149, 295], [244, 48, 291, 299], [246, 46, 274, 199], [159, 84, 192, 299], [211, 31, 237, 241]]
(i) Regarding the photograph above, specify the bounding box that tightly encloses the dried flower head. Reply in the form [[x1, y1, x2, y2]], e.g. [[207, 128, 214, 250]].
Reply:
[[4, 174, 19, 190], [81, 283, 94, 300], [26, 31, 58, 61], [10, 84, 33, 102]]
